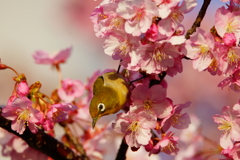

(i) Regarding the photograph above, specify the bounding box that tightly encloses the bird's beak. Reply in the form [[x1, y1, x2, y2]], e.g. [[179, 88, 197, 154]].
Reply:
[[92, 117, 99, 129]]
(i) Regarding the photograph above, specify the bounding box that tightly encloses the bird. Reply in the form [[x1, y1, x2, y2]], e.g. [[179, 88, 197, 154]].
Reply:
[[89, 71, 129, 128]]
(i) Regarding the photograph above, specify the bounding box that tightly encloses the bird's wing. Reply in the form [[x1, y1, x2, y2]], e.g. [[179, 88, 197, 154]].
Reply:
[[92, 75, 104, 95], [102, 72, 129, 106]]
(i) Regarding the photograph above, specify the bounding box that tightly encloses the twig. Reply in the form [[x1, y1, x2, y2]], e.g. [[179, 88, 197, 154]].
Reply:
[[115, 138, 128, 160], [185, 0, 212, 39], [0, 108, 86, 160], [59, 122, 90, 160], [117, 60, 122, 73]]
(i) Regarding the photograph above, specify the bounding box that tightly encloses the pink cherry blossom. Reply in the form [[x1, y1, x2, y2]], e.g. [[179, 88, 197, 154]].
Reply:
[[183, 28, 215, 71], [166, 56, 183, 77], [58, 78, 85, 103], [2, 97, 43, 134], [206, 56, 223, 76], [16, 81, 29, 97], [213, 105, 240, 149], [161, 101, 191, 132], [90, 2, 125, 38], [228, 143, 240, 160], [103, 31, 140, 61], [217, 42, 240, 76], [130, 84, 172, 119], [116, 0, 158, 36], [112, 111, 156, 148], [137, 42, 181, 74], [157, 0, 197, 37], [218, 69, 240, 92], [155, 0, 182, 19], [215, 6, 240, 45], [33, 47, 72, 65], [149, 131, 179, 156], [43, 103, 78, 130]]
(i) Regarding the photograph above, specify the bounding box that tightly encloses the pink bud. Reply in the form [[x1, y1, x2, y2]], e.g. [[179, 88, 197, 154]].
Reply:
[[17, 81, 29, 96], [223, 33, 236, 46]]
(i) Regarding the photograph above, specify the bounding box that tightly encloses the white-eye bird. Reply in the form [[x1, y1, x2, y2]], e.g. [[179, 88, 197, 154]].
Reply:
[[89, 72, 129, 128]]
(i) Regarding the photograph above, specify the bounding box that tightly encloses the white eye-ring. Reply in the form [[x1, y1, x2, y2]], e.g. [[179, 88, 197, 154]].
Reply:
[[98, 103, 105, 112]]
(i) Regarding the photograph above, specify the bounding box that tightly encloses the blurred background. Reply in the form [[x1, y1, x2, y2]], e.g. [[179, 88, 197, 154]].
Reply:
[[0, 0, 237, 159]]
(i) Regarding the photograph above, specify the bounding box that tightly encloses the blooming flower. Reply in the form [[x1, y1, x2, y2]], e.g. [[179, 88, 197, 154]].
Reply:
[[137, 42, 181, 74], [157, 0, 197, 37], [215, 6, 240, 45], [213, 105, 240, 149], [32, 47, 72, 65], [43, 103, 78, 131], [149, 131, 179, 156], [161, 101, 191, 132], [116, 0, 158, 36], [217, 43, 240, 76], [130, 84, 172, 119], [2, 97, 43, 134], [103, 31, 140, 61], [16, 81, 29, 97], [58, 78, 85, 103], [90, 2, 126, 38], [112, 111, 156, 148], [218, 69, 240, 92], [183, 28, 215, 71]]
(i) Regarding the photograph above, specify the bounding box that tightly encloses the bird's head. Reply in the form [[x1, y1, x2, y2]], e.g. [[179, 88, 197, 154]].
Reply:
[[89, 90, 119, 128]]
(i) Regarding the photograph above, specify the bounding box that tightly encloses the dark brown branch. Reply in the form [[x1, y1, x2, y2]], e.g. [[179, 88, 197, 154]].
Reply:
[[115, 138, 128, 160], [185, 0, 212, 39], [0, 108, 86, 160]]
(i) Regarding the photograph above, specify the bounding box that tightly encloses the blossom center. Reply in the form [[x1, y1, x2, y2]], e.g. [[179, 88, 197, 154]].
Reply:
[[144, 99, 154, 111], [17, 109, 30, 122], [218, 120, 232, 132], [52, 109, 65, 122], [227, 49, 239, 65], [66, 85, 74, 95], [131, 8, 145, 22], [208, 58, 218, 72], [171, 10, 184, 23], [152, 49, 167, 62], [110, 17, 125, 29], [98, 14, 108, 23], [225, 19, 239, 33], [199, 44, 209, 55], [170, 114, 181, 125], [117, 40, 132, 57], [127, 121, 140, 132]]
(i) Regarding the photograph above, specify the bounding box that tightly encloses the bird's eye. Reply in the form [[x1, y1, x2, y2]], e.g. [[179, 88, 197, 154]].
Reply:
[[98, 103, 105, 112]]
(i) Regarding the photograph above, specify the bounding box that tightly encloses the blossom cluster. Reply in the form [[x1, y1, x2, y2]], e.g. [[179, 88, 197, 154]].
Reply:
[[90, 0, 240, 159], [213, 101, 240, 159], [0, 48, 112, 160], [91, 0, 197, 76], [183, 3, 240, 92], [112, 82, 191, 154]]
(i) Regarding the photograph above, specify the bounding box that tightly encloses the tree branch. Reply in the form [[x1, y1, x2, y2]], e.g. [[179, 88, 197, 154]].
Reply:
[[0, 108, 86, 160], [115, 138, 128, 160], [185, 0, 212, 39]]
